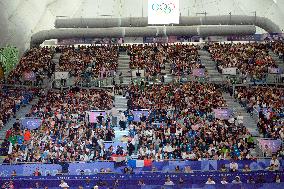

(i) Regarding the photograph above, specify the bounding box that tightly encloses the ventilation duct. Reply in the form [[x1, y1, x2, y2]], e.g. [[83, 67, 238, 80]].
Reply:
[[54, 15, 280, 33], [31, 25, 256, 47]]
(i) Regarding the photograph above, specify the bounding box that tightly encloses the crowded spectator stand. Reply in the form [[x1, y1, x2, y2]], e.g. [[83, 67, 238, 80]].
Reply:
[[0, 42, 284, 189], [207, 43, 279, 83]]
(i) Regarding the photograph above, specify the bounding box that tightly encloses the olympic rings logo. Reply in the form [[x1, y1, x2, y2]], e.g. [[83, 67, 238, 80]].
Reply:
[[152, 2, 176, 14]]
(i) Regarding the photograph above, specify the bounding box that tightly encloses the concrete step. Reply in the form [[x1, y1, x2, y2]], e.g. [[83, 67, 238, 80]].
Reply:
[[200, 56, 212, 60], [269, 50, 284, 67], [222, 92, 259, 137], [198, 50, 210, 56], [53, 53, 62, 60], [114, 95, 128, 111], [0, 97, 40, 146]]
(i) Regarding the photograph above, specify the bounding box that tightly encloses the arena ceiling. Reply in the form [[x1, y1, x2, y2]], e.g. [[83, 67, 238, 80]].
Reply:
[[0, 0, 284, 53]]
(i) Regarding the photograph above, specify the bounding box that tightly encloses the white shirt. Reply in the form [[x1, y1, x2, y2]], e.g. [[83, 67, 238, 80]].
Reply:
[[120, 113, 126, 122], [205, 180, 216, 184], [221, 180, 228, 184], [164, 181, 174, 185], [163, 145, 173, 153], [188, 152, 196, 160], [270, 159, 280, 170], [59, 182, 69, 188], [111, 107, 119, 116]]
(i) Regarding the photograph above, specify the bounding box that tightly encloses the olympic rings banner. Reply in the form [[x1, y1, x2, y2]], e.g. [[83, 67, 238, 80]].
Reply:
[[148, 0, 179, 24]]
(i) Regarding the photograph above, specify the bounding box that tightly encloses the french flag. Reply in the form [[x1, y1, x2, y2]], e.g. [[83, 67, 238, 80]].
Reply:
[[128, 159, 152, 168]]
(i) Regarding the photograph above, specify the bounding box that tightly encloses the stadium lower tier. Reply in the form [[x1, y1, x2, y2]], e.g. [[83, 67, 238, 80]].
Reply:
[[0, 171, 283, 189]]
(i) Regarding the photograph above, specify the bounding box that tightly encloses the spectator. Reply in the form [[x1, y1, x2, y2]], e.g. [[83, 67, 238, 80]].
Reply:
[[232, 176, 242, 184], [119, 112, 127, 130], [267, 164, 276, 171], [33, 168, 42, 176], [221, 177, 228, 184], [243, 164, 251, 172], [164, 176, 174, 185], [126, 82, 253, 160], [113, 179, 119, 189], [96, 179, 107, 187], [219, 164, 227, 172], [270, 155, 280, 171], [275, 175, 281, 183], [184, 166, 193, 173], [3, 88, 115, 164], [175, 165, 181, 173], [247, 176, 255, 184], [235, 86, 283, 139], [208, 43, 277, 81], [264, 145, 272, 157], [179, 177, 184, 185], [1, 181, 14, 189], [138, 180, 145, 186], [59, 180, 69, 188], [229, 161, 238, 172], [205, 177, 215, 184], [11, 170, 16, 177], [8, 47, 55, 85]]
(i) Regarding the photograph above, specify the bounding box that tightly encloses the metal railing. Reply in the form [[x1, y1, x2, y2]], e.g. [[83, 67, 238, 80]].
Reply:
[[227, 73, 283, 85]]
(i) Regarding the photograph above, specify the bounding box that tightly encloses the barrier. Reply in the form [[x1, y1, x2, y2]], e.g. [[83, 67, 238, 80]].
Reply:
[[213, 108, 233, 120], [0, 164, 62, 177], [257, 138, 282, 155], [1, 171, 283, 189], [20, 117, 42, 130], [1, 159, 283, 177]]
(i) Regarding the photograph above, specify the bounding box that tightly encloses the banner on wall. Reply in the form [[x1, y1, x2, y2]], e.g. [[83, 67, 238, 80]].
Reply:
[[68, 162, 115, 175], [131, 110, 149, 122], [192, 68, 205, 77], [222, 67, 237, 75], [227, 35, 260, 41], [213, 108, 233, 120], [257, 138, 282, 153], [268, 67, 282, 74], [21, 118, 42, 130], [23, 71, 36, 81], [168, 36, 178, 43], [87, 110, 107, 123], [57, 38, 123, 45], [0, 164, 61, 177], [148, 0, 179, 24]]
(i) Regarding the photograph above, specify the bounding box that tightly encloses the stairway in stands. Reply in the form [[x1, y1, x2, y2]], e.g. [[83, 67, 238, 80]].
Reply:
[[116, 51, 131, 85], [51, 53, 75, 87], [113, 95, 129, 142], [198, 50, 224, 82], [114, 95, 128, 111], [0, 97, 39, 162], [222, 92, 259, 137], [113, 51, 130, 140], [222, 92, 263, 157], [163, 60, 174, 83], [269, 50, 284, 70], [198, 49, 262, 156]]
